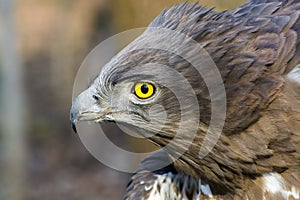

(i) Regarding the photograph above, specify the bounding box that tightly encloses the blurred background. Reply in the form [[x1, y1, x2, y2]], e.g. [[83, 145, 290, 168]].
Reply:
[[0, 0, 246, 199]]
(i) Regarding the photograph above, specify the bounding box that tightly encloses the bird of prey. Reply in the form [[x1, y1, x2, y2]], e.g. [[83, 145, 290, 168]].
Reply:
[[70, 0, 300, 199]]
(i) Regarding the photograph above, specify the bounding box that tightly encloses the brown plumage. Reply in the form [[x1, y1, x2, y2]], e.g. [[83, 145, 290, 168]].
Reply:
[[70, 0, 300, 199]]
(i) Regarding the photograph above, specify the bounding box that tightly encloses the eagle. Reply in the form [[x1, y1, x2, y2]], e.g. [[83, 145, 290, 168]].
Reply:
[[70, 0, 300, 199]]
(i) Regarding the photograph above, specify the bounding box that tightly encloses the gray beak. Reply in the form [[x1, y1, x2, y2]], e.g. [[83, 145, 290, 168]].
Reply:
[[70, 88, 104, 133]]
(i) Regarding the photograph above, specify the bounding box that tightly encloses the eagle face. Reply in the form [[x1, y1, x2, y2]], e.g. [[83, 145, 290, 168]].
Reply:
[[69, 73, 160, 132]]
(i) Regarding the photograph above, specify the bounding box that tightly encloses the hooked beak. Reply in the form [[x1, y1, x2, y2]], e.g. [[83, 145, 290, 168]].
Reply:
[[70, 88, 104, 133]]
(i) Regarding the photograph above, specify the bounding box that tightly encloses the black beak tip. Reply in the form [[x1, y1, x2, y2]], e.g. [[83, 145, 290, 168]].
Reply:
[[70, 111, 77, 134], [71, 121, 77, 133]]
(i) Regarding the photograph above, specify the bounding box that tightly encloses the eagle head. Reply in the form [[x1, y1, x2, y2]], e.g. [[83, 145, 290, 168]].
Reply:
[[70, 28, 209, 148]]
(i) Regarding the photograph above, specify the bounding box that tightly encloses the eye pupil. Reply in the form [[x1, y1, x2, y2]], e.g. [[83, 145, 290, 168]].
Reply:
[[134, 82, 155, 99], [141, 84, 149, 94]]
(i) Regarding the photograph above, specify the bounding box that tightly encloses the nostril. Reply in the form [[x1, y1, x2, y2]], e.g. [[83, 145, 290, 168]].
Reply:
[[92, 95, 99, 101]]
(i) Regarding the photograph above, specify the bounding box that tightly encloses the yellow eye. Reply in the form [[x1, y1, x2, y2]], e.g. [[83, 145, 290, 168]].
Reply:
[[134, 82, 155, 99]]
